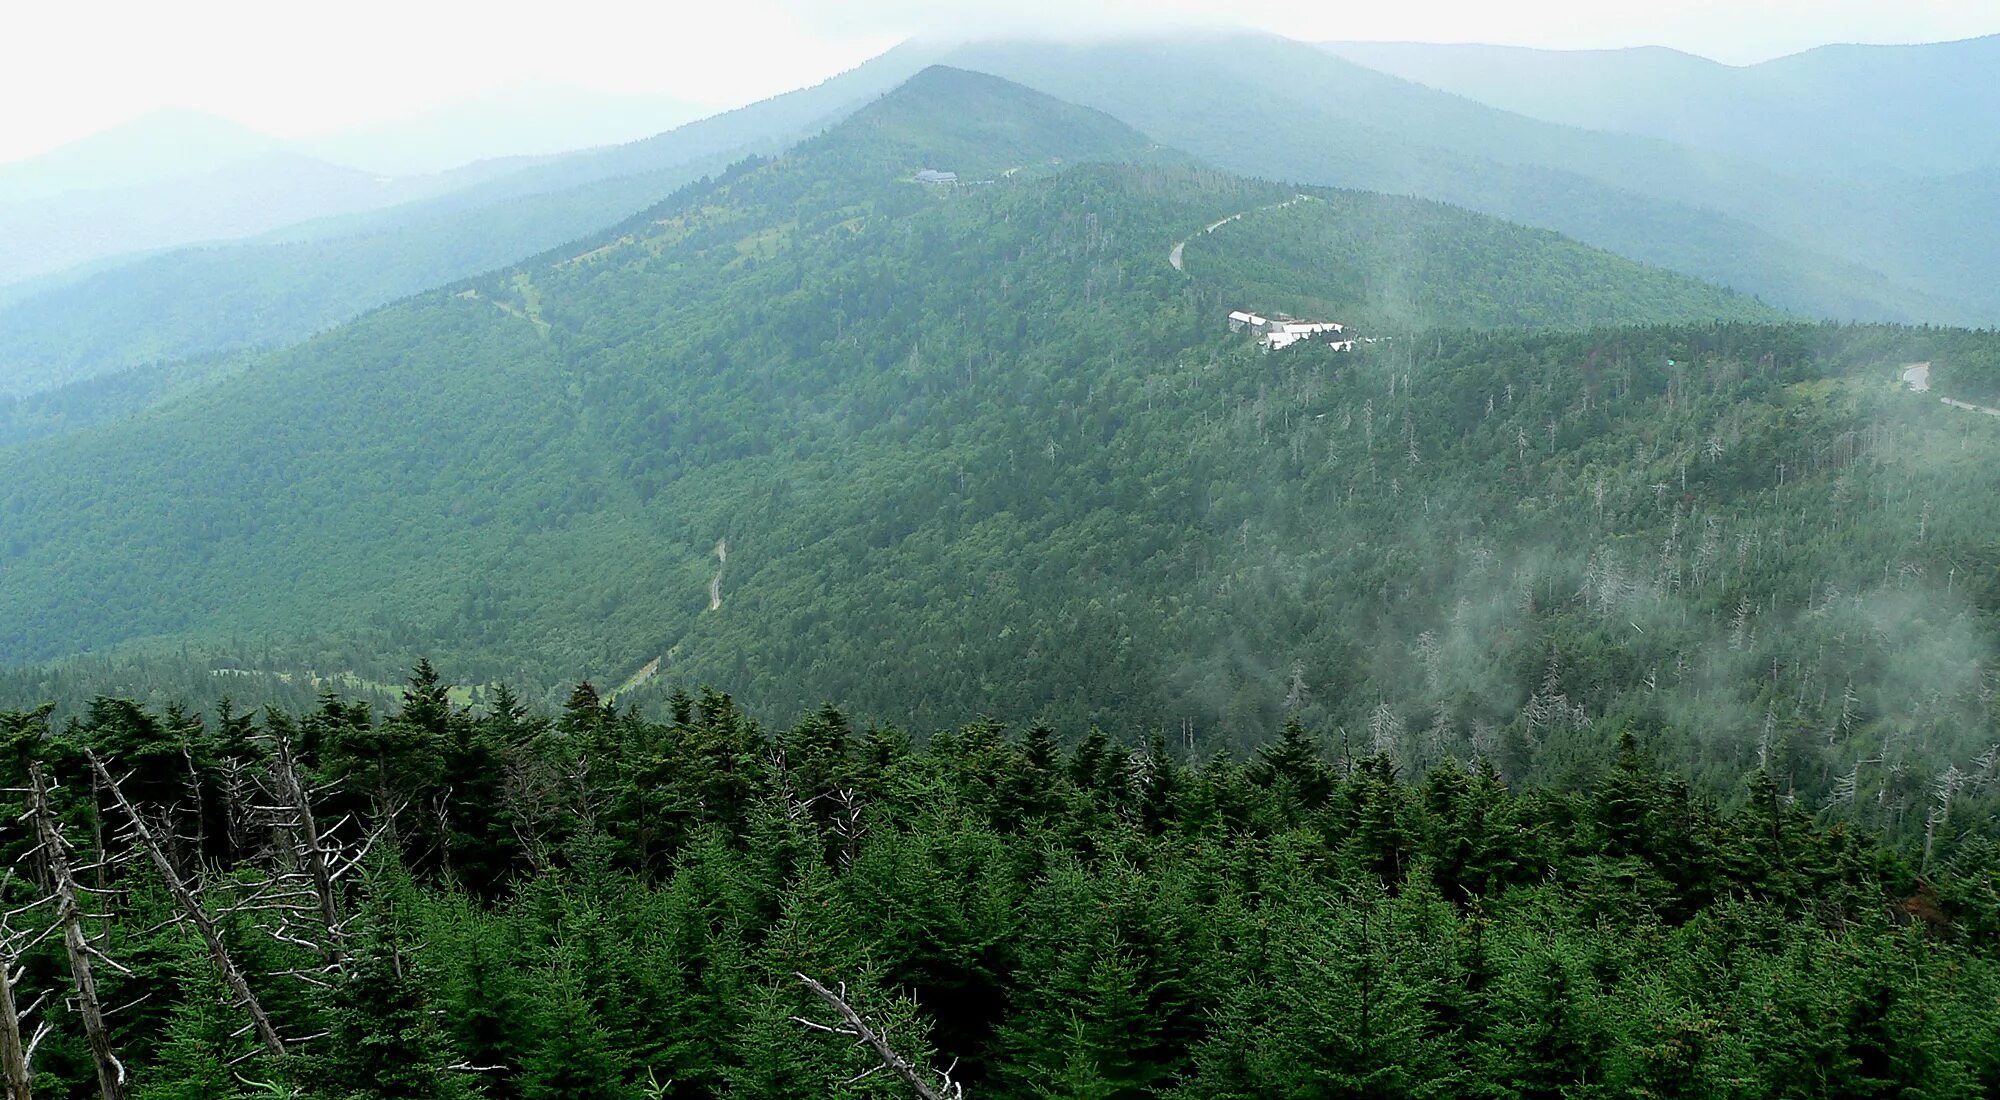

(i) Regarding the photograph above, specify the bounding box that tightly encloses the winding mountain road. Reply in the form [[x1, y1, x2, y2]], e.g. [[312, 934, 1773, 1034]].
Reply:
[[709, 539, 728, 611], [1169, 194, 1316, 274], [1903, 361, 2000, 417]]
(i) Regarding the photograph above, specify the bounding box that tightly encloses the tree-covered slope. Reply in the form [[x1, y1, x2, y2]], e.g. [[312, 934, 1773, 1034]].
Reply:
[[778, 65, 1168, 179], [0, 66, 1773, 700], [0, 169, 717, 398], [0, 44, 942, 398], [940, 34, 1992, 324], [1181, 192, 1763, 330], [15, 67, 2000, 846], [16, 29, 2000, 402]]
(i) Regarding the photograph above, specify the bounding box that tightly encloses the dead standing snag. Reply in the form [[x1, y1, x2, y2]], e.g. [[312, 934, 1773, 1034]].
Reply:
[[791, 972, 963, 1100]]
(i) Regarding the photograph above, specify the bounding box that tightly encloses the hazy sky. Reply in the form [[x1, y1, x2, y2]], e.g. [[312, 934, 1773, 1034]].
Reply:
[[7, 0, 1997, 163]]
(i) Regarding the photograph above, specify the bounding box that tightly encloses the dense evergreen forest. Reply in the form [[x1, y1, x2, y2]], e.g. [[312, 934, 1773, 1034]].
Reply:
[[0, 669, 1995, 1098]]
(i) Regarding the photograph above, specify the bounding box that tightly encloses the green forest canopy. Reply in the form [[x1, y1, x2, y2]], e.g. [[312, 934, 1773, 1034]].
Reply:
[[0, 678, 1993, 1098]]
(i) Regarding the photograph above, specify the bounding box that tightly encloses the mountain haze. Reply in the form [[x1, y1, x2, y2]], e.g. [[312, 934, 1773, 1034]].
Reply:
[[0, 109, 283, 203], [5, 31, 2000, 1100], [1324, 35, 2000, 181], [0, 45, 946, 397], [18, 31, 2000, 406], [294, 84, 712, 175], [0, 149, 535, 288]]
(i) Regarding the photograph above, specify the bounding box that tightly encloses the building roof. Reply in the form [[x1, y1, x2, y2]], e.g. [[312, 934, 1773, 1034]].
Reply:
[[913, 169, 958, 183]]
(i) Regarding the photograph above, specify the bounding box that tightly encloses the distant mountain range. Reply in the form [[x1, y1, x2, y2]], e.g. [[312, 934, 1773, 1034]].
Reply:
[[0, 150, 535, 288], [0, 46, 938, 396], [0, 86, 710, 288], [7, 31, 2000, 405], [940, 34, 1994, 324], [1322, 35, 2000, 180], [0, 109, 285, 204], [291, 84, 712, 176]]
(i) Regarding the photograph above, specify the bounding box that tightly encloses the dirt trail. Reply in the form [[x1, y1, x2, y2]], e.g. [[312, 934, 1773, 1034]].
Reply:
[[609, 656, 663, 701], [1169, 194, 1315, 274], [709, 539, 727, 611]]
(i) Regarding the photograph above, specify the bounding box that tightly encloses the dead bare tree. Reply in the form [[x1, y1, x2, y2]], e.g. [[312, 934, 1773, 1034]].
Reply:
[[792, 973, 962, 1100], [27, 764, 124, 1100], [175, 722, 210, 867], [824, 789, 866, 869], [217, 755, 261, 859], [258, 731, 379, 971], [0, 935, 35, 1100], [87, 754, 287, 1059], [0, 874, 53, 1100], [501, 755, 563, 873]]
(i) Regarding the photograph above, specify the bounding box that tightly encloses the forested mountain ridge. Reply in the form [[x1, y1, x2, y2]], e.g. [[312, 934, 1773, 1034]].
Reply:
[[10, 68, 2000, 862], [14, 30, 1998, 404], [3, 38, 1999, 1100], [0, 45, 946, 399], [0, 67, 1776, 695], [939, 34, 1992, 324]]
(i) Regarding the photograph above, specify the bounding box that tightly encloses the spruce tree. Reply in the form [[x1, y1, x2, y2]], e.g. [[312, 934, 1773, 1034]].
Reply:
[[313, 868, 471, 1100], [134, 953, 260, 1100], [520, 954, 634, 1100]]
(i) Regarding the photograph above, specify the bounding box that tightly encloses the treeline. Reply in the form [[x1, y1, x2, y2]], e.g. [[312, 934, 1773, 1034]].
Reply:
[[0, 667, 1995, 1098]]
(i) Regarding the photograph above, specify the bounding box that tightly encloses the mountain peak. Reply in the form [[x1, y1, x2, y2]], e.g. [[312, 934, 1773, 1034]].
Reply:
[[802, 65, 1161, 180], [0, 109, 282, 203]]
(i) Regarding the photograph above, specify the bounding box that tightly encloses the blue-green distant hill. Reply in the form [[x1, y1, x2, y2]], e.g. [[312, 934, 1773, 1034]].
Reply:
[[0, 45, 944, 398], [1325, 35, 2000, 181]]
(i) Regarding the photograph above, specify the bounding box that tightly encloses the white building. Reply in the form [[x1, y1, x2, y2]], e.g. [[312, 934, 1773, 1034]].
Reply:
[[1230, 309, 1351, 350]]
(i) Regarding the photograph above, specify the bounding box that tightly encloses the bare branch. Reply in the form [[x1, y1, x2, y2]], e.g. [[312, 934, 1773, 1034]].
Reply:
[[88, 754, 287, 1059], [794, 974, 962, 1100], [30, 762, 124, 1099]]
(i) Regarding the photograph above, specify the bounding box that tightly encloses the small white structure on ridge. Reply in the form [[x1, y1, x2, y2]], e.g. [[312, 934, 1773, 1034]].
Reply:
[[1230, 309, 1348, 351]]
